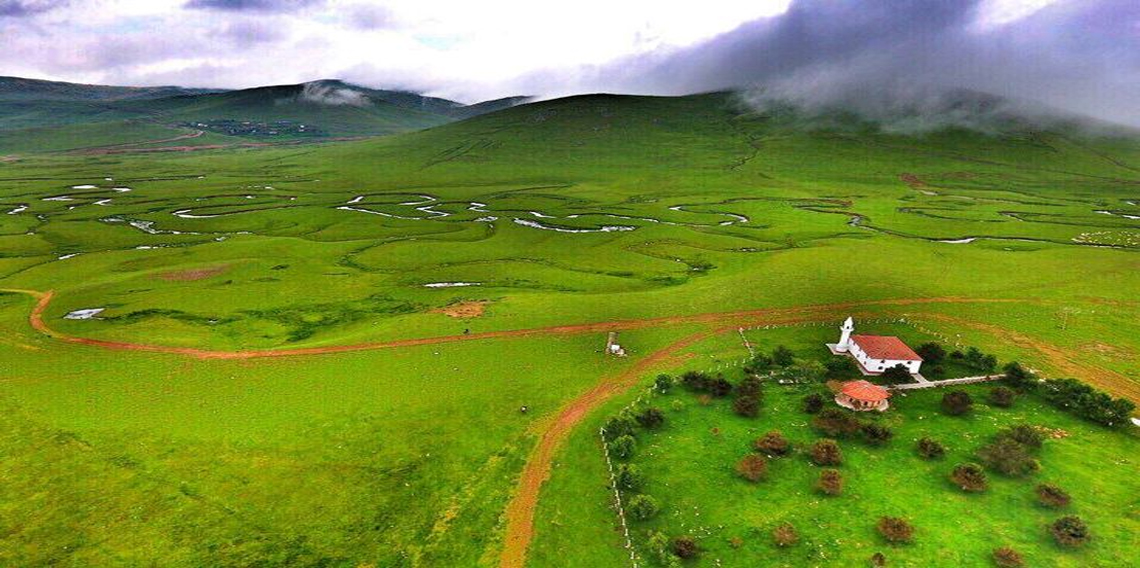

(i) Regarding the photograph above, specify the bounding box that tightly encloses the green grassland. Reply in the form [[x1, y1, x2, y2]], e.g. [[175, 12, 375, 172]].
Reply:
[[0, 91, 1138, 566]]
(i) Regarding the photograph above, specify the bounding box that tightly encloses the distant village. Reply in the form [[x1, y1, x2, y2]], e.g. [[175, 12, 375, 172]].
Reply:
[[180, 119, 327, 137]]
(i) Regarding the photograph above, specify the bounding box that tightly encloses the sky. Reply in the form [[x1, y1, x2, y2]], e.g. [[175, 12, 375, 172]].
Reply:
[[2, 0, 1138, 125]]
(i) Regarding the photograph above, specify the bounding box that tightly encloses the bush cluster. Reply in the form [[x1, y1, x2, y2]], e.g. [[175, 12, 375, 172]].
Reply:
[[1050, 516, 1090, 548], [876, 516, 915, 544], [753, 430, 791, 456], [992, 546, 1025, 568], [802, 393, 825, 414], [733, 376, 764, 418], [988, 386, 1016, 408], [811, 439, 843, 466], [1038, 378, 1136, 428], [736, 454, 768, 482], [916, 437, 946, 460], [812, 408, 862, 437], [1035, 483, 1071, 508], [817, 468, 843, 496], [977, 425, 1043, 477], [941, 390, 974, 415], [950, 462, 988, 492], [680, 371, 733, 397], [772, 522, 798, 547]]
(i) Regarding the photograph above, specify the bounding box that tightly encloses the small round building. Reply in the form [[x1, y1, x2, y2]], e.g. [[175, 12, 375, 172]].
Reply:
[[835, 380, 891, 412]]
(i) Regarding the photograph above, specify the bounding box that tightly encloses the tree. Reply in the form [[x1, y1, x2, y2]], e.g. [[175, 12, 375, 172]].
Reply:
[[1036, 483, 1071, 508], [802, 393, 825, 414], [772, 522, 798, 547], [681, 370, 710, 392], [811, 439, 843, 466], [733, 395, 761, 418], [917, 437, 946, 459], [876, 516, 915, 544], [1049, 516, 1090, 548], [1002, 362, 1036, 391], [737, 375, 763, 398], [1039, 377, 1136, 428], [654, 374, 674, 394], [992, 546, 1025, 568], [988, 386, 1016, 408], [916, 342, 946, 365], [603, 414, 636, 440], [615, 464, 644, 491], [818, 468, 843, 495], [672, 536, 699, 559], [950, 463, 988, 492], [736, 454, 768, 482], [610, 435, 636, 460], [824, 356, 858, 380], [941, 390, 973, 415], [772, 345, 796, 367], [753, 430, 790, 456], [627, 494, 660, 521], [870, 552, 887, 567], [1000, 424, 1043, 449], [861, 423, 894, 446], [977, 438, 1040, 477], [746, 353, 774, 375], [635, 407, 666, 429], [708, 376, 734, 398], [646, 531, 677, 567], [879, 364, 913, 385], [813, 408, 861, 437]]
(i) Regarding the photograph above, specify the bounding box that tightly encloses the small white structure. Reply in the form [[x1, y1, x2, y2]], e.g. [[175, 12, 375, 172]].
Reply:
[[828, 317, 923, 376], [605, 331, 627, 357]]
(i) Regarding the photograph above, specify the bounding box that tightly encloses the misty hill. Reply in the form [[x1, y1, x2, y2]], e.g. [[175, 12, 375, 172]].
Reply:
[[320, 90, 1140, 185], [0, 77, 531, 152]]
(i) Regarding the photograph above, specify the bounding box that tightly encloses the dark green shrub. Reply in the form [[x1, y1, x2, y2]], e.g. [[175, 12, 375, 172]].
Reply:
[[988, 386, 1016, 408], [1036, 483, 1071, 508], [635, 407, 666, 429], [753, 430, 790, 456], [917, 437, 946, 459], [818, 468, 843, 495], [950, 462, 988, 492], [1050, 516, 1090, 548], [978, 438, 1040, 477], [627, 494, 659, 521], [992, 546, 1024, 567], [654, 374, 674, 394], [876, 516, 915, 544], [736, 454, 768, 482], [941, 390, 973, 415], [672, 536, 699, 559], [773, 345, 795, 367], [802, 393, 825, 414], [811, 439, 843, 466], [813, 408, 861, 437], [861, 423, 894, 446], [610, 435, 636, 460], [615, 464, 644, 491]]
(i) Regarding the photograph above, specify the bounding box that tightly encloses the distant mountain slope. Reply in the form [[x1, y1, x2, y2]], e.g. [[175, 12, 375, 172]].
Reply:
[[0, 76, 221, 102], [0, 77, 530, 151]]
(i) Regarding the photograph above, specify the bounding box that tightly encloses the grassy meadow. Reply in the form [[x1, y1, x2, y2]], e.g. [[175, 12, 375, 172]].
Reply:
[[0, 91, 1137, 566]]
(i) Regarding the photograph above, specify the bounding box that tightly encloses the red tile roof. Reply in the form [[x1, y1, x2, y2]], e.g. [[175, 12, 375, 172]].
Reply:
[[852, 334, 922, 361], [840, 380, 891, 402]]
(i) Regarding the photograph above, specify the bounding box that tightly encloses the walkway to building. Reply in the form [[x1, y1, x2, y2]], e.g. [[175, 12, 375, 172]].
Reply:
[[890, 373, 1004, 390]]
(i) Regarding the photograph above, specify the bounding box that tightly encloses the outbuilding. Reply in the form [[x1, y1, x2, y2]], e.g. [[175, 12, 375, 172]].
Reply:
[[835, 379, 891, 412]]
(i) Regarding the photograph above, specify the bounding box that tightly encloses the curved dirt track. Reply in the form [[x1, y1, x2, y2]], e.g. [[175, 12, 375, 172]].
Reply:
[[11, 288, 1020, 360]]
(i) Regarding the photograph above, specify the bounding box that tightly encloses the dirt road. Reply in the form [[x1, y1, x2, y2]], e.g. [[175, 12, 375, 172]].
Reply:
[[11, 288, 1019, 360]]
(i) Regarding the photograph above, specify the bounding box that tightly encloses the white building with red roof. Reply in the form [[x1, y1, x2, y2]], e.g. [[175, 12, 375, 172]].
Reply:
[[828, 317, 923, 375]]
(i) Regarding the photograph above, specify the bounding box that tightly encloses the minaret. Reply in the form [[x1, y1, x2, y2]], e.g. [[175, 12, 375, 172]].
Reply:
[[836, 316, 854, 352]]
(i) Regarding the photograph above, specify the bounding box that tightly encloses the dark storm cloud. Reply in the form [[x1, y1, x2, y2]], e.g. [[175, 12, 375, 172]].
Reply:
[[0, 0, 68, 17], [549, 0, 1140, 128], [184, 0, 324, 13]]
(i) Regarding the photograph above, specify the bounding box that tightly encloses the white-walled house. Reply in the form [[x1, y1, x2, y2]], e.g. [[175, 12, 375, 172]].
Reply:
[[828, 317, 923, 375]]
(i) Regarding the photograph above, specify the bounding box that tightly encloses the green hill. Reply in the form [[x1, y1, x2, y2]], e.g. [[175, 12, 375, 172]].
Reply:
[[0, 77, 531, 151]]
